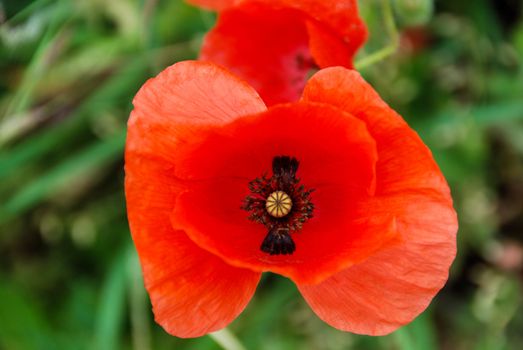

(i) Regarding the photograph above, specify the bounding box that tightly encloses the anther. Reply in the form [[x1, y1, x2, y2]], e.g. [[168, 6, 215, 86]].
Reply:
[[266, 191, 292, 218]]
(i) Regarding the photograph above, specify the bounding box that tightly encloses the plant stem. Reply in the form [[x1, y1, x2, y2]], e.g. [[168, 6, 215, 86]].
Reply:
[[355, 0, 400, 70], [209, 328, 247, 350]]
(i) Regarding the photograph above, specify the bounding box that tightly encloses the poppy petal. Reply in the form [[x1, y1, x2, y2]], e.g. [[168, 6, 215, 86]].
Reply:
[[126, 61, 265, 337], [249, 0, 368, 65], [200, 3, 313, 105], [125, 153, 261, 338], [299, 67, 457, 334], [306, 20, 365, 68], [298, 192, 457, 335], [170, 102, 401, 285], [200, 0, 366, 105], [170, 102, 377, 189], [302, 67, 451, 194], [127, 60, 266, 163]]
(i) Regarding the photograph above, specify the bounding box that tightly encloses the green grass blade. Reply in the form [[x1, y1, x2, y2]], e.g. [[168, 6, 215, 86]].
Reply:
[[0, 130, 125, 223], [3, 0, 72, 118], [0, 58, 146, 179], [128, 249, 152, 350], [93, 243, 130, 350]]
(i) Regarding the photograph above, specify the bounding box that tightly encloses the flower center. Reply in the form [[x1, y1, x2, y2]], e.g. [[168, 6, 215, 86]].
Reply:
[[242, 156, 314, 255], [266, 191, 292, 218]]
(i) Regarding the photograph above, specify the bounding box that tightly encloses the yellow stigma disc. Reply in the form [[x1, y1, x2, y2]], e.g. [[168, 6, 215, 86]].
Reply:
[[266, 191, 292, 218]]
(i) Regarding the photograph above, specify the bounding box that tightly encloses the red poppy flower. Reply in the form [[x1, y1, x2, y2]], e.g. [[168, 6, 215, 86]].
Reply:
[[125, 61, 457, 338], [187, 0, 367, 106]]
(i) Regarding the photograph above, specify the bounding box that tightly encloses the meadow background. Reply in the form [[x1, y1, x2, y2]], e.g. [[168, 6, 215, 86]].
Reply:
[[1, 0, 522, 349]]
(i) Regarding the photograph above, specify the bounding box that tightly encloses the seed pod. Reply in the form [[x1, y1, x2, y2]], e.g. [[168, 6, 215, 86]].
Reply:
[[266, 191, 293, 218]]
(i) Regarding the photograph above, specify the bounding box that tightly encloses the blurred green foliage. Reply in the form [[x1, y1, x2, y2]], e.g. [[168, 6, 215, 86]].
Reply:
[[1, 0, 523, 349]]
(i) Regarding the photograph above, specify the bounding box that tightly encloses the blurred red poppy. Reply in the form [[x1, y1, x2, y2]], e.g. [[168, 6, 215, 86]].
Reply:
[[125, 61, 457, 338], [187, 0, 367, 106]]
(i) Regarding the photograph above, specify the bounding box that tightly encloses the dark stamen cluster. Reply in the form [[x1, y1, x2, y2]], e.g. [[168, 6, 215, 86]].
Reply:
[[242, 156, 314, 255]]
